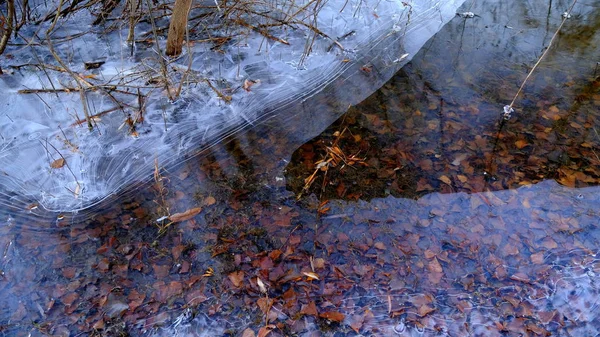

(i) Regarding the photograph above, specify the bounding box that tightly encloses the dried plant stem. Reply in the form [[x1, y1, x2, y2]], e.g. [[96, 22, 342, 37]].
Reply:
[[173, 20, 193, 98], [0, 0, 15, 57], [145, 0, 174, 100], [507, 0, 577, 110], [127, 0, 140, 44]]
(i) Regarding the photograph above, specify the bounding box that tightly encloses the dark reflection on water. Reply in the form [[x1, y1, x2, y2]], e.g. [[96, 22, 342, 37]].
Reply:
[[286, 0, 600, 201], [1, 0, 600, 336]]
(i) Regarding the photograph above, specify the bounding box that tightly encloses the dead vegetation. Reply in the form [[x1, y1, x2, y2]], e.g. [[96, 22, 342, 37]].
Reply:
[[0, 0, 338, 138]]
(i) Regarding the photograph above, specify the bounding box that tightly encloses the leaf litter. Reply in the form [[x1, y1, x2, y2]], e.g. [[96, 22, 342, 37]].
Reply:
[[2, 0, 600, 336]]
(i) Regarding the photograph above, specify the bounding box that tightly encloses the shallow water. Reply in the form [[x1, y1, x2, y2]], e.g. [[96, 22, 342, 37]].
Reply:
[[2, 0, 600, 336]]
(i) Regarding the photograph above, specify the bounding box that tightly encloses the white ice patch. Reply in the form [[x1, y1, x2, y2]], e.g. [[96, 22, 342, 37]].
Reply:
[[0, 0, 466, 212]]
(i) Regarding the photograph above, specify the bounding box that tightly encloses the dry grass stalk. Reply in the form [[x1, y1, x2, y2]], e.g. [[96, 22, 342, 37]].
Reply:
[[153, 158, 173, 234], [299, 127, 367, 199]]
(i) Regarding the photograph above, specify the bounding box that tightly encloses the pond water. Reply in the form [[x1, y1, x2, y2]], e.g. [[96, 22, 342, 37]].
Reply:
[[2, 0, 600, 336]]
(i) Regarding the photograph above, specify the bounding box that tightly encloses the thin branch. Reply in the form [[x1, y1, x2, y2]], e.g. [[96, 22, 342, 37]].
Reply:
[[507, 0, 578, 110]]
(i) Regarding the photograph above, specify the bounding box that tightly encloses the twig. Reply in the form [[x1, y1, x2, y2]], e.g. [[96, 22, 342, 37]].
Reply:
[[205, 79, 231, 103], [144, 0, 174, 100], [506, 0, 577, 111], [40, 139, 82, 198]]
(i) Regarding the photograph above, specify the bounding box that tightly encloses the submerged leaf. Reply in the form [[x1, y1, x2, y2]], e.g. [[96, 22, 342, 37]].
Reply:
[[319, 311, 345, 322], [169, 207, 202, 222]]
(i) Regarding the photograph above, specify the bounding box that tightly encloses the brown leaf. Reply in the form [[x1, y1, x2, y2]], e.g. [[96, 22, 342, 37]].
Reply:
[[374, 242, 386, 250], [172, 245, 185, 260], [319, 311, 345, 322], [153, 264, 170, 278], [515, 140, 528, 149], [61, 292, 79, 306], [312, 257, 325, 269], [257, 298, 274, 314], [169, 207, 202, 222], [241, 328, 256, 337], [428, 258, 443, 273], [424, 249, 436, 259], [438, 175, 452, 185], [185, 288, 208, 306], [417, 304, 435, 317], [530, 252, 544, 264], [228, 270, 244, 287], [62, 267, 77, 279], [257, 326, 274, 337], [510, 272, 530, 283], [300, 301, 318, 316], [541, 237, 558, 249], [50, 158, 65, 169], [128, 289, 146, 311], [204, 196, 216, 206]]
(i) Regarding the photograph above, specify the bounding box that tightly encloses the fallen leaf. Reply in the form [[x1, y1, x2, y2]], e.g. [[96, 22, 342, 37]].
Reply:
[[228, 270, 244, 287], [256, 277, 267, 293], [418, 304, 435, 317], [50, 158, 65, 169], [530, 252, 544, 264], [61, 292, 79, 306], [169, 207, 202, 223], [204, 196, 216, 206], [428, 258, 443, 273], [319, 311, 345, 322], [301, 301, 318, 316], [185, 289, 208, 306], [424, 249, 436, 259], [312, 257, 325, 269], [515, 140, 528, 149], [303, 271, 320, 280], [541, 237, 558, 249], [510, 272, 530, 283], [242, 328, 256, 337], [257, 326, 274, 337], [439, 175, 452, 185], [257, 298, 274, 314]]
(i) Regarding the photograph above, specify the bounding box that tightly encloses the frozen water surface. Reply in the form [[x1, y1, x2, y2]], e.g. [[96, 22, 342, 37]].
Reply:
[[0, 0, 465, 212]]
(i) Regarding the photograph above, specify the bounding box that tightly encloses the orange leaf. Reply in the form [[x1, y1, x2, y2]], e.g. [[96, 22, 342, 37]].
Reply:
[[319, 311, 345, 322], [228, 271, 244, 287], [50, 158, 65, 169], [515, 140, 528, 149], [438, 175, 452, 185], [169, 207, 202, 222], [257, 326, 274, 337], [203, 196, 216, 206]]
